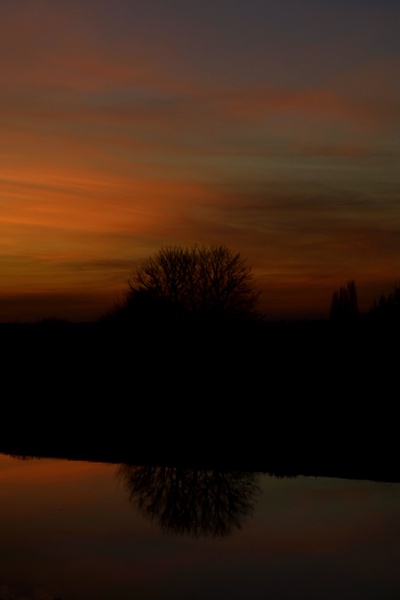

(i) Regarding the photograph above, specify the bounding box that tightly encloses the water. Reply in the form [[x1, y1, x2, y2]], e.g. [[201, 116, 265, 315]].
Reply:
[[0, 453, 399, 599]]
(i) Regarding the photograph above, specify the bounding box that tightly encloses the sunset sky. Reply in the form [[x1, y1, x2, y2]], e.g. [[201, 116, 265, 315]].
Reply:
[[1, 0, 399, 321]]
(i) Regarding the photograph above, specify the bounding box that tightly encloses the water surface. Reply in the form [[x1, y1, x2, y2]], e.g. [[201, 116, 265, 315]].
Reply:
[[0, 453, 399, 599]]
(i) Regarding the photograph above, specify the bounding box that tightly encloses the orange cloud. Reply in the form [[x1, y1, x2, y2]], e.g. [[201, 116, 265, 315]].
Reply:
[[1, 2, 398, 322]]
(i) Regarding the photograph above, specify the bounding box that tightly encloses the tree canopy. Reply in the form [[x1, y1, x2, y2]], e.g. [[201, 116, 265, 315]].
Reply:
[[112, 245, 260, 325]]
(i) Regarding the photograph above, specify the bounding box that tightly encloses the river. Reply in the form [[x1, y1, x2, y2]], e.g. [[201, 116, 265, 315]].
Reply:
[[0, 453, 399, 599]]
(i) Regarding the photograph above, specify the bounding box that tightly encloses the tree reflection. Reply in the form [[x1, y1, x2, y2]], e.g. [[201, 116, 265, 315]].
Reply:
[[117, 465, 260, 538]]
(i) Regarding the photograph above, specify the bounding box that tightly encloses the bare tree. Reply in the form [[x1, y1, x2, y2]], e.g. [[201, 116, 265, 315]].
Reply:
[[114, 245, 260, 325], [117, 464, 260, 537]]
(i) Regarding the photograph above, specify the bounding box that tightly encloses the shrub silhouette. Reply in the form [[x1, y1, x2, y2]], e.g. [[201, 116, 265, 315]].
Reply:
[[108, 245, 260, 326]]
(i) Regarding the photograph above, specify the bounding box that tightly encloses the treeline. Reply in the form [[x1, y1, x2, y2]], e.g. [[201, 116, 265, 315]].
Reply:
[[1, 251, 398, 480], [330, 279, 400, 324], [1, 244, 399, 328]]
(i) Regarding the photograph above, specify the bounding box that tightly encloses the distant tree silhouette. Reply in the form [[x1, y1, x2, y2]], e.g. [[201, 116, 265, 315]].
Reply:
[[370, 283, 400, 322], [107, 245, 260, 326], [330, 280, 359, 322]]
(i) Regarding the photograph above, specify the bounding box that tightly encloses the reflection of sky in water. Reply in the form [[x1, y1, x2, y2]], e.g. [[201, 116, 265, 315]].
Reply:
[[0, 454, 399, 599]]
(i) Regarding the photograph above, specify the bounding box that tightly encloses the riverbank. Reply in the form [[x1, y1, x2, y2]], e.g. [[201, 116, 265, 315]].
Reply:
[[0, 443, 398, 483], [2, 319, 398, 482]]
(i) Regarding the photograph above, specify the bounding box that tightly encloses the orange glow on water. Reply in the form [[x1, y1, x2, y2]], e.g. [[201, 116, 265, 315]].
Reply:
[[1, 454, 400, 599]]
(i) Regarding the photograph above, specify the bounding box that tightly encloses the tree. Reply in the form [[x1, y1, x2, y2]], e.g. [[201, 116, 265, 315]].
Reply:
[[330, 280, 359, 322], [370, 283, 400, 322], [111, 245, 260, 325], [117, 464, 259, 537]]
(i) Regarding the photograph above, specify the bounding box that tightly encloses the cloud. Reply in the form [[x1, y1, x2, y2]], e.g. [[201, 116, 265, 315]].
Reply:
[[0, 0, 398, 321]]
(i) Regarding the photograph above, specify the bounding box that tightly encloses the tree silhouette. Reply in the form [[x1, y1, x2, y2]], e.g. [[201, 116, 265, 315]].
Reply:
[[108, 245, 260, 325], [370, 283, 400, 322], [330, 280, 359, 322], [117, 464, 260, 537]]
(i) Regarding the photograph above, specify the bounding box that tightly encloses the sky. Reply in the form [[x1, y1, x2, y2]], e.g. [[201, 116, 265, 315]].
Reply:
[[1, 0, 399, 321]]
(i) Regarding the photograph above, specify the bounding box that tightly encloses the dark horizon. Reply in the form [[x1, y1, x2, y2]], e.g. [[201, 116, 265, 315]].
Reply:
[[1, 277, 399, 324]]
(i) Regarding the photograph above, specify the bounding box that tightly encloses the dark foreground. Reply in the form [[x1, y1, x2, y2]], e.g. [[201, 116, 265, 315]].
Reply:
[[2, 319, 399, 482]]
